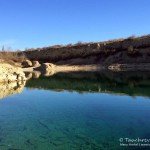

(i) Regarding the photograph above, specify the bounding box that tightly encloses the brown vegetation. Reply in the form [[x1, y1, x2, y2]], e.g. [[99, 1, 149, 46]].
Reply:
[[21, 35, 150, 66], [1, 35, 150, 68], [0, 51, 26, 66]]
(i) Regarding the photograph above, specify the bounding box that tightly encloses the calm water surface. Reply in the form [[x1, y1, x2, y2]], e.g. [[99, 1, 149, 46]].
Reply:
[[0, 72, 150, 150]]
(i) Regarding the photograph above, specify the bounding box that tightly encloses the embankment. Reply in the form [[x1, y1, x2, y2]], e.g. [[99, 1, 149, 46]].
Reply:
[[22, 35, 150, 66]]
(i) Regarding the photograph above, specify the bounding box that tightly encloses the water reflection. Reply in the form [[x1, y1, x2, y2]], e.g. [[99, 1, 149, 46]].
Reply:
[[0, 81, 26, 99], [0, 72, 150, 149], [26, 71, 150, 97], [0, 71, 150, 100]]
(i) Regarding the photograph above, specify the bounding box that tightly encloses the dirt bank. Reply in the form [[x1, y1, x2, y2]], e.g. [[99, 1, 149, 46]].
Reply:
[[22, 35, 150, 66]]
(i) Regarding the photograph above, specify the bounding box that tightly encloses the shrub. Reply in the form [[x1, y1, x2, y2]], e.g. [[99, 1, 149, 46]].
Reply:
[[74, 41, 83, 46], [127, 35, 136, 40], [127, 46, 139, 56]]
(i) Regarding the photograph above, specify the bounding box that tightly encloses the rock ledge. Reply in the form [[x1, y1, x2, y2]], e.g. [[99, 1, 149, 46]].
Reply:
[[0, 63, 26, 83]]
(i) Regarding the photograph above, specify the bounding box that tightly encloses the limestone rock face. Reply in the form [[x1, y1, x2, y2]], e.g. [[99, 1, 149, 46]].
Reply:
[[42, 63, 55, 71], [32, 61, 40, 67], [35, 63, 55, 72], [24, 72, 33, 80], [22, 60, 32, 68], [0, 63, 26, 82], [32, 71, 41, 78]]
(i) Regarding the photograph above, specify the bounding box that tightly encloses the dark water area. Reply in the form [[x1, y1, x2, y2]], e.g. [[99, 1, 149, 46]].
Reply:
[[0, 71, 150, 150], [26, 71, 150, 97]]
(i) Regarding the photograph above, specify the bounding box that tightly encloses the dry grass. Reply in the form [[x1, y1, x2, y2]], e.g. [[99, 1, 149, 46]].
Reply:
[[17, 34, 150, 65], [0, 51, 26, 66]]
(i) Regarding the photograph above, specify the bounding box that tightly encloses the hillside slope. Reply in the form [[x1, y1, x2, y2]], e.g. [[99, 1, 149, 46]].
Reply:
[[23, 35, 150, 66]]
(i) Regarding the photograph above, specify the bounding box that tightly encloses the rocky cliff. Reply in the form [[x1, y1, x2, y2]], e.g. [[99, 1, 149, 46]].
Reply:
[[0, 63, 26, 83]]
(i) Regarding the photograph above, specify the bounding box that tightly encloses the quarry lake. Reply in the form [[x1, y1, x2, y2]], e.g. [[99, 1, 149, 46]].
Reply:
[[0, 72, 150, 150]]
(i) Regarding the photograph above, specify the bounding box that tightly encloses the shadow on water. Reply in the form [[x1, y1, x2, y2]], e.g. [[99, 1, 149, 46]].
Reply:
[[26, 71, 150, 98]]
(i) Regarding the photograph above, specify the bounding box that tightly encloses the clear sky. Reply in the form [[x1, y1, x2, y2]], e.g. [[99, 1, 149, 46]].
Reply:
[[0, 0, 149, 50]]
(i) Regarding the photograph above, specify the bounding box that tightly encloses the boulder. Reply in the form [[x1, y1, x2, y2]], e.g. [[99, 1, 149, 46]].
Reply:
[[24, 72, 33, 80], [34, 63, 55, 73], [22, 60, 32, 68], [32, 71, 41, 78], [32, 61, 40, 67]]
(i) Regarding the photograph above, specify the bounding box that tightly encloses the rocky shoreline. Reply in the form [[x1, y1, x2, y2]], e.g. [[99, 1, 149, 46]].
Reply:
[[0, 63, 26, 83], [19, 34, 150, 74], [0, 60, 150, 84], [0, 35, 150, 82], [22, 59, 150, 78]]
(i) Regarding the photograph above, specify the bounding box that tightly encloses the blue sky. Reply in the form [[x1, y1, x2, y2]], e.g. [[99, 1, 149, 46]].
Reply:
[[0, 0, 149, 50]]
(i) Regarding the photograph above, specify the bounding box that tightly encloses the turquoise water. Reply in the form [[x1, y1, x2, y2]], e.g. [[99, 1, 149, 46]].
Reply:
[[0, 72, 150, 150]]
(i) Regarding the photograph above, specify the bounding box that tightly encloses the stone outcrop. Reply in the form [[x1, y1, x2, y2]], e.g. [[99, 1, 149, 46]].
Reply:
[[32, 61, 40, 67], [35, 63, 55, 73], [33, 63, 56, 76], [32, 71, 41, 78], [24, 72, 33, 80], [24, 71, 41, 80], [0, 63, 26, 83], [22, 60, 32, 68]]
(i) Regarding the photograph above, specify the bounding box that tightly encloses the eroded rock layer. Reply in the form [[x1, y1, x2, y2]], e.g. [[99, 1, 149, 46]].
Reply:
[[0, 63, 26, 83]]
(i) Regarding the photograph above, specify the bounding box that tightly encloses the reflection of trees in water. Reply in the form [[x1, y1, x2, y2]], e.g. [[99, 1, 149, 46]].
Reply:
[[0, 81, 26, 100], [26, 71, 150, 97]]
